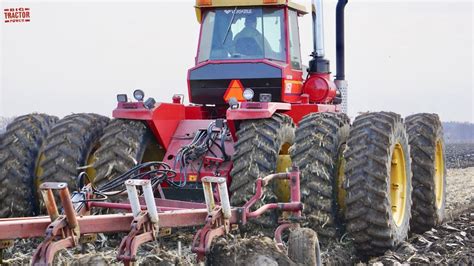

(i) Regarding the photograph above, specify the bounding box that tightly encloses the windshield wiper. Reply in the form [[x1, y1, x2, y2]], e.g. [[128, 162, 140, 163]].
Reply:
[[222, 7, 237, 45]]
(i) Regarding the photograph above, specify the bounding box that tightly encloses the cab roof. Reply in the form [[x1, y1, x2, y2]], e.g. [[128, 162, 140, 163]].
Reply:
[[195, 0, 307, 23]]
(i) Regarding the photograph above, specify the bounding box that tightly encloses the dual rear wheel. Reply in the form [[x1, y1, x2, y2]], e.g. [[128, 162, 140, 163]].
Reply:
[[344, 112, 446, 255], [0, 114, 58, 217], [0, 113, 109, 217], [0, 115, 162, 218], [291, 112, 446, 255], [230, 111, 446, 257], [344, 112, 412, 255]]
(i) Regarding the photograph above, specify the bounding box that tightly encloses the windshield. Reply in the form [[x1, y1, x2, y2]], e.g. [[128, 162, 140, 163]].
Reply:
[[197, 7, 286, 63]]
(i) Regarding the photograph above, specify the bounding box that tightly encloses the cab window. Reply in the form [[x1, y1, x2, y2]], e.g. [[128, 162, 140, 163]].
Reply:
[[198, 7, 286, 62], [288, 10, 302, 70]]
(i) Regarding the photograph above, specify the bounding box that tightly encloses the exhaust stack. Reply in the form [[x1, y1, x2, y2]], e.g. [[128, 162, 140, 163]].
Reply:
[[312, 0, 325, 57], [308, 0, 329, 74], [336, 0, 348, 81], [335, 0, 348, 113]]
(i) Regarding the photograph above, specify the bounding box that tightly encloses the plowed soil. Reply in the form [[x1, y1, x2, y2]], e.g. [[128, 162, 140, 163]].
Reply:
[[321, 167, 474, 265], [446, 143, 474, 169]]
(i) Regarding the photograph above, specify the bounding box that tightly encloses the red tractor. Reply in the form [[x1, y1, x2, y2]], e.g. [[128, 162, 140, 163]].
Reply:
[[0, 0, 447, 262]]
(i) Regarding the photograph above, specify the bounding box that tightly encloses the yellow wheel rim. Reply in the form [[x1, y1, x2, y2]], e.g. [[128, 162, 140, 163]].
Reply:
[[275, 143, 292, 202], [85, 146, 99, 181], [434, 140, 444, 209], [336, 151, 347, 212], [390, 143, 407, 227]]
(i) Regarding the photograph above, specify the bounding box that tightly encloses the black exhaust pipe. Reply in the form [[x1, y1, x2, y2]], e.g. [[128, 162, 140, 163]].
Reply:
[[335, 0, 348, 81]]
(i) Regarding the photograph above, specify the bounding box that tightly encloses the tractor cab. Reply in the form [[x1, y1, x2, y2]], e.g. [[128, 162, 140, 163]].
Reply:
[[188, 1, 308, 106]]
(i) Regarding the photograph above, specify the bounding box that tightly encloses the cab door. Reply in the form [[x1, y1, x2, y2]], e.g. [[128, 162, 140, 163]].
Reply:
[[282, 9, 304, 103]]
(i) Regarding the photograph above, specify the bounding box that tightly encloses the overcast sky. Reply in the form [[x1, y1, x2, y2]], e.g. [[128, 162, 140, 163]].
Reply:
[[1, 0, 473, 122]]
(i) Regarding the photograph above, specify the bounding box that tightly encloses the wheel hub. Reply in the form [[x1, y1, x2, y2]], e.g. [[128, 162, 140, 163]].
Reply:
[[389, 143, 407, 227], [275, 143, 292, 202], [336, 151, 347, 212]]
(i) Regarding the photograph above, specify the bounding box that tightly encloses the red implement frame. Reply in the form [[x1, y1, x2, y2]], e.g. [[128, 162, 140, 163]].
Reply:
[[0, 168, 302, 265]]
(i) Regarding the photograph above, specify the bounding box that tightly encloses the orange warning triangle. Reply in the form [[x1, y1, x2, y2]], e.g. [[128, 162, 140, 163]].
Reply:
[[223, 80, 245, 102]]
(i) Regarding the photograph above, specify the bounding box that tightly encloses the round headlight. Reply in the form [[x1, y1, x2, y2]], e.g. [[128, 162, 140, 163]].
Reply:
[[243, 88, 254, 101], [133, 89, 145, 101]]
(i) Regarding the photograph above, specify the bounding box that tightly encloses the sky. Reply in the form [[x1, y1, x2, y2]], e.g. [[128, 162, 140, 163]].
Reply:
[[0, 0, 473, 122]]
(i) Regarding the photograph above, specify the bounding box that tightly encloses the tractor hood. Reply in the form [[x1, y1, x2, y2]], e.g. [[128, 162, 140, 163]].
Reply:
[[188, 61, 283, 105]]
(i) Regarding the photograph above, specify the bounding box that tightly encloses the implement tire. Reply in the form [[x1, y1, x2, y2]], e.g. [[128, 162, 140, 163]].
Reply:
[[92, 119, 163, 189], [0, 114, 58, 217], [344, 112, 412, 256], [229, 113, 294, 224], [288, 227, 321, 265], [290, 112, 350, 240], [37, 113, 109, 191], [406, 113, 446, 233]]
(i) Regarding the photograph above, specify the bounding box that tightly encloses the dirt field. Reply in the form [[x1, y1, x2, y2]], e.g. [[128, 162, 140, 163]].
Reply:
[[368, 167, 473, 265], [322, 167, 474, 265], [446, 142, 474, 169]]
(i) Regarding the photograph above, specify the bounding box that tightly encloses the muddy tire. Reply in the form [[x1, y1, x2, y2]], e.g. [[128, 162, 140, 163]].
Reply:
[[92, 119, 163, 189], [344, 112, 412, 256], [288, 227, 321, 265], [230, 113, 294, 225], [38, 113, 109, 191], [290, 112, 350, 240], [406, 113, 446, 233], [0, 114, 58, 217]]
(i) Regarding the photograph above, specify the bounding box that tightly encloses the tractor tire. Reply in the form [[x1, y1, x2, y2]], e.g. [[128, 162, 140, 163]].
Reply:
[[37, 113, 109, 192], [92, 119, 163, 189], [0, 114, 58, 217], [344, 112, 412, 256], [290, 112, 350, 240], [287, 227, 321, 266], [229, 113, 294, 224], [406, 113, 446, 233]]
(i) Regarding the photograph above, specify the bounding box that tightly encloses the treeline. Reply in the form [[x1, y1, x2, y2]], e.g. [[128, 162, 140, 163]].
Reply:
[[443, 122, 474, 143]]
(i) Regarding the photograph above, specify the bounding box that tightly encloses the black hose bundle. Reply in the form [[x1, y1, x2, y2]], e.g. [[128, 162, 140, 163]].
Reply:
[[76, 161, 176, 200], [172, 120, 229, 188]]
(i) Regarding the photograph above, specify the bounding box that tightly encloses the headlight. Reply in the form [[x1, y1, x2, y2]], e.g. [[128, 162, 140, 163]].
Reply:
[[133, 89, 145, 101], [144, 97, 156, 109], [243, 88, 254, 101], [117, 94, 128, 103]]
